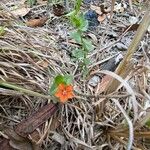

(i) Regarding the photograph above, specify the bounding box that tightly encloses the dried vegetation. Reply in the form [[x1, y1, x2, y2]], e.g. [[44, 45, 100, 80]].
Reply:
[[0, 0, 150, 150]]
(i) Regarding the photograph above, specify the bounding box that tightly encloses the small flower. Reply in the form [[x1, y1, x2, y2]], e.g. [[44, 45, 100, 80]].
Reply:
[[55, 83, 74, 103]]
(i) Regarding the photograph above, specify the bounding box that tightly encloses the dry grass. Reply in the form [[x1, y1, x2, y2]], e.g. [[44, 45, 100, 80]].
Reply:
[[0, 0, 150, 150]]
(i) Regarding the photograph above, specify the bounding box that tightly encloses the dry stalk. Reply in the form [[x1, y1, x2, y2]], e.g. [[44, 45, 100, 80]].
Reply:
[[106, 9, 150, 94], [0, 80, 51, 99], [112, 98, 133, 150]]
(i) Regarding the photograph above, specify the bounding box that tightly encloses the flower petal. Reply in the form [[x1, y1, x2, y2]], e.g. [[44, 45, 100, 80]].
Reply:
[[55, 91, 62, 98], [54, 83, 74, 103], [67, 92, 74, 99], [66, 85, 73, 92], [57, 83, 65, 90], [59, 95, 68, 103]]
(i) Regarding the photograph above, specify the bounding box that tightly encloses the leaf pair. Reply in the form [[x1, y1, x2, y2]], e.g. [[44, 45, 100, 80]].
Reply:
[[70, 13, 88, 32], [71, 31, 94, 60], [70, 31, 94, 51]]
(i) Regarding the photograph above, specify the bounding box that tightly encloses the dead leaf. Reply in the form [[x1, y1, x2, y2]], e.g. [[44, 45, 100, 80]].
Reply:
[[104, 7, 111, 13], [0, 137, 15, 150], [99, 4, 111, 14], [37, 60, 49, 68], [26, 17, 48, 27], [90, 5, 102, 15], [106, 13, 111, 19], [5, 128, 26, 142], [9, 140, 33, 150], [15, 103, 58, 138], [98, 14, 106, 22], [51, 132, 65, 145], [4, 128, 37, 150], [28, 130, 41, 143], [11, 7, 30, 17], [50, 113, 61, 131], [97, 75, 112, 93], [53, 4, 65, 16]]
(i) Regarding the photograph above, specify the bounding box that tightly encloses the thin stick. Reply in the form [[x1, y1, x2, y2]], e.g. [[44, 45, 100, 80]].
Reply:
[[0, 80, 51, 99], [112, 98, 133, 150]]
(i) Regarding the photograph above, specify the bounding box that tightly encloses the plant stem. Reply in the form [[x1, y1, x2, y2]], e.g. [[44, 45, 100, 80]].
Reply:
[[106, 9, 150, 94], [0, 80, 51, 99], [77, 29, 87, 73]]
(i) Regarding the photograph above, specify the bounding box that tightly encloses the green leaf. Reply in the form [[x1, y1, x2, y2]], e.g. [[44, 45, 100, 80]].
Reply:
[[64, 75, 73, 85], [65, 10, 76, 17], [49, 82, 57, 95], [49, 75, 64, 95], [83, 58, 91, 66], [75, 0, 82, 13], [70, 15, 81, 28], [0, 26, 6, 36], [27, 0, 37, 7], [82, 38, 94, 51], [55, 75, 64, 85], [146, 119, 150, 127], [70, 13, 88, 31], [78, 14, 88, 31], [72, 48, 85, 60], [79, 19, 88, 31], [70, 31, 81, 43]]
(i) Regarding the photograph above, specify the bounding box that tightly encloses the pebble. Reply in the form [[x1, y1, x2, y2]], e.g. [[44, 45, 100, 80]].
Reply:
[[88, 54, 123, 87], [84, 10, 99, 29], [88, 75, 100, 87], [101, 54, 123, 72], [116, 42, 128, 51], [83, 0, 96, 4]]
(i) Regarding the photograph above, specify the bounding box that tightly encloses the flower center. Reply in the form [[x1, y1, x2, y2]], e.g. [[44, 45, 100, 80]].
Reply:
[[62, 90, 67, 95]]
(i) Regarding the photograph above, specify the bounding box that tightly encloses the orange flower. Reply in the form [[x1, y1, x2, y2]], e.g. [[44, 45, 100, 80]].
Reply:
[[55, 83, 74, 103]]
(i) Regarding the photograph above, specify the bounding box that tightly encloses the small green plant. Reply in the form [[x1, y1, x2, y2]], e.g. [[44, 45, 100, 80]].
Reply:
[[66, 0, 94, 76], [49, 74, 74, 103], [50, 74, 73, 95]]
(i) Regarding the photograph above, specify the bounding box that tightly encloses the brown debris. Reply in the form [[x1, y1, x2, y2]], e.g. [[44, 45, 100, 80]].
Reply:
[[53, 4, 65, 16], [0, 0, 150, 149], [15, 103, 59, 138], [0, 103, 59, 150], [26, 17, 48, 27], [0, 137, 15, 150]]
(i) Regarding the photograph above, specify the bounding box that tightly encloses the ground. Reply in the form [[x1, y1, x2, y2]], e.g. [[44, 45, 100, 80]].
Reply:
[[0, 0, 150, 150]]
